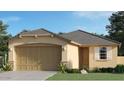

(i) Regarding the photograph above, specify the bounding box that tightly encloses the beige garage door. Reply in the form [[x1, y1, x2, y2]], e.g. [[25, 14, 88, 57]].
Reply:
[[15, 45, 61, 71]]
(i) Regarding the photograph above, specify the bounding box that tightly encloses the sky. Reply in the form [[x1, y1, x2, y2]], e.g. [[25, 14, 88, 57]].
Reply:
[[0, 11, 114, 36]]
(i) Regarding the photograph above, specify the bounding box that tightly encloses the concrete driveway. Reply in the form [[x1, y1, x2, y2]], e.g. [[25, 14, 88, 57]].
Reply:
[[0, 71, 57, 80]]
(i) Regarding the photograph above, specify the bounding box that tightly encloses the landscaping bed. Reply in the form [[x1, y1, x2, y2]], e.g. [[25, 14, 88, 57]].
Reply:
[[47, 64, 124, 80]]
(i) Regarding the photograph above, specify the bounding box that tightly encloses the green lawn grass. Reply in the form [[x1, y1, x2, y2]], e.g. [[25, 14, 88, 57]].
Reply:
[[47, 72, 124, 80]]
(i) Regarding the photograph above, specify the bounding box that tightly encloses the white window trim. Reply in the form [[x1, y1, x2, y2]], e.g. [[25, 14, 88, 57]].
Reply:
[[95, 47, 112, 61], [107, 47, 112, 60]]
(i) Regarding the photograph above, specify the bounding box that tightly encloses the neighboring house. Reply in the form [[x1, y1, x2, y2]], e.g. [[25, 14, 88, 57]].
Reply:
[[8, 28, 124, 71]]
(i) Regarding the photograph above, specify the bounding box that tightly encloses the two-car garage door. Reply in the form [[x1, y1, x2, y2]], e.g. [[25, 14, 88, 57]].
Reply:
[[15, 45, 61, 71]]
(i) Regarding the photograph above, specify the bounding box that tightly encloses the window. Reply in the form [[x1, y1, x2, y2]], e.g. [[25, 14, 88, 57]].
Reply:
[[99, 47, 107, 59], [95, 47, 112, 61]]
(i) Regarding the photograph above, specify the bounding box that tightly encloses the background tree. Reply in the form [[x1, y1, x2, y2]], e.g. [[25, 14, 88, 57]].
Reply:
[[106, 11, 124, 56], [0, 21, 11, 65]]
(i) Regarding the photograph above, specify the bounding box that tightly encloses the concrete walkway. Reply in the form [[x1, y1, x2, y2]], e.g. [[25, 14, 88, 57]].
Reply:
[[0, 71, 57, 80]]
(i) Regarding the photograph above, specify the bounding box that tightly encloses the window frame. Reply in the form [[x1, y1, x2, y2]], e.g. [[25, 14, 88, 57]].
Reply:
[[99, 47, 107, 60]]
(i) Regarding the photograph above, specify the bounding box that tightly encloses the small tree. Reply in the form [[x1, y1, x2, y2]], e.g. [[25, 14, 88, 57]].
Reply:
[[0, 21, 11, 65]]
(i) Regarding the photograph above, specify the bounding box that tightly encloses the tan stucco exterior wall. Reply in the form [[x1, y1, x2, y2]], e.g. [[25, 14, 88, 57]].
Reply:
[[117, 56, 124, 65], [89, 46, 118, 70], [9, 35, 120, 71], [66, 44, 79, 69], [9, 36, 67, 47], [9, 36, 69, 71]]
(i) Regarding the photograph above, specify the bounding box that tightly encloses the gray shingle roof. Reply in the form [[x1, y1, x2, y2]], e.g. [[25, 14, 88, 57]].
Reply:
[[15, 28, 120, 46], [60, 30, 120, 45], [19, 28, 51, 36]]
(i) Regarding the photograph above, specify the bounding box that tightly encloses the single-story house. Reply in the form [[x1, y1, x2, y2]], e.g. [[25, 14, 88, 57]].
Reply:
[[8, 28, 124, 71]]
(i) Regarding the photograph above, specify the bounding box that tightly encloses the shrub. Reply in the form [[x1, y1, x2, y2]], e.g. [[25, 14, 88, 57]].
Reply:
[[99, 68, 107, 73], [106, 68, 114, 73], [91, 68, 100, 73], [0, 63, 12, 71], [58, 63, 67, 73], [72, 69, 80, 73], [114, 65, 124, 73], [99, 68, 114, 73], [91, 65, 124, 73], [58, 63, 80, 73], [65, 69, 80, 73], [65, 69, 73, 73], [91, 67, 114, 73]]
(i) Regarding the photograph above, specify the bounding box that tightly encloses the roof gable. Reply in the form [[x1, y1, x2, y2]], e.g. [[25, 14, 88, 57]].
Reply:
[[18, 28, 52, 36], [12, 28, 71, 43]]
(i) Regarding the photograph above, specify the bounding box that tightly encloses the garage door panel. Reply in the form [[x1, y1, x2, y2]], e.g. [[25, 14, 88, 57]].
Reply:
[[15, 45, 61, 71]]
